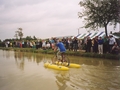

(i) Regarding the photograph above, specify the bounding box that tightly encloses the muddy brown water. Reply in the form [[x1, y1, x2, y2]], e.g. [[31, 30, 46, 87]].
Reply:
[[0, 50, 120, 90]]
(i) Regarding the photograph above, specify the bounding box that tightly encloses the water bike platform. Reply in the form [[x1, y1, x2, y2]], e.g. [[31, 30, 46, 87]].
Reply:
[[44, 62, 81, 71]]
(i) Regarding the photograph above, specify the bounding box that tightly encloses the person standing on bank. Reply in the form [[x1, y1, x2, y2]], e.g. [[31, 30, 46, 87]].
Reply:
[[109, 35, 116, 53], [73, 37, 78, 51], [111, 42, 120, 55], [86, 37, 92, 52], [98, 37, 104, 54]]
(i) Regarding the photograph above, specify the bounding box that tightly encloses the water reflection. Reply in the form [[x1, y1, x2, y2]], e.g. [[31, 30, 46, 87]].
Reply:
[[14, 52, 45, 70], [0, 50, 120, 90], [54, 71, 70, 90], [70, 56, 120, 67], [1, 50, 11, 58], [14, 52, 25, 70], [9, 50, 120, 70]]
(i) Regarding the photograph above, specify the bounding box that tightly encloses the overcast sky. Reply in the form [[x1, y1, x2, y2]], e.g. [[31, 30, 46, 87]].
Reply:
[[0, 0, 119, 40]]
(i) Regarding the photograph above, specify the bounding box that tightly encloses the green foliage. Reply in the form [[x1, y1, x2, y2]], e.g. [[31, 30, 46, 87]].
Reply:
[[25, 36, 38, 40], [78, 0, 120, 36], [25, 36, 32, 40], [33, 36, 37, 40]]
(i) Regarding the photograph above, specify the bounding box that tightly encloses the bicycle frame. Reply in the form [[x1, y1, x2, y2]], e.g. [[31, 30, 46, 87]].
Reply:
[[53, 51, 70, 66]]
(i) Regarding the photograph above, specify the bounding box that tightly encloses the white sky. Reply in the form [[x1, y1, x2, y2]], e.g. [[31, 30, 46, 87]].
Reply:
[[0, 0, 119, 40]]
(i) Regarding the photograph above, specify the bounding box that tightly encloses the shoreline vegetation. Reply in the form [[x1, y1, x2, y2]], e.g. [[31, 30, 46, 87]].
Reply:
[[0, 47, 119, 60]]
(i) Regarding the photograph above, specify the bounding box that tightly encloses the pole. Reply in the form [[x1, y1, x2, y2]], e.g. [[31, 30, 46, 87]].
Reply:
[[78, 29, 79, 35], [78, 28, 80, 35]]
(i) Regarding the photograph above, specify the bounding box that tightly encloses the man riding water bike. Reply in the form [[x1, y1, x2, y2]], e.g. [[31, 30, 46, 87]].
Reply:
[[54, 39, 66, 63]]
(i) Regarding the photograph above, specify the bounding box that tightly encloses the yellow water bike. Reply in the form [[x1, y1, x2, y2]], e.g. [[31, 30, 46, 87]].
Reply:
[[44, 51, 80, 71], [52, 51, 81, 68], [52, 50, 70, 67], [44, 51, 70, 71]]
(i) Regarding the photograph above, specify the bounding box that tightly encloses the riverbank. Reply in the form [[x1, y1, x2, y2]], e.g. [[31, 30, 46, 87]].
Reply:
[[0, 47, 119, 60]]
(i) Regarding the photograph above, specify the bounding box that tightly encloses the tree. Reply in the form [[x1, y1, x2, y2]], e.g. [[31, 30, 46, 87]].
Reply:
[[78, 0, 120, 36], [18, 28, 23, 40], [14, 31, 18, 39], [15, 28, 23, 40], [26, 36, 32, 40], [33, 36, 37, 40]]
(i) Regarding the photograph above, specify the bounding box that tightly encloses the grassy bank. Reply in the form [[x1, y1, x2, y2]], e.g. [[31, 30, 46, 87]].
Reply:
[[0, 47, 119, 60]]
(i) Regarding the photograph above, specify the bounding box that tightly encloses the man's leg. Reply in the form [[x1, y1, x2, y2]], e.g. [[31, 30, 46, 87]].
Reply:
[[61, 52, 65, 62]]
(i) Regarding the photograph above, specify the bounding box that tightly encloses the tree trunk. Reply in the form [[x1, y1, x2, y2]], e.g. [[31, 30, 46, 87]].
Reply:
[[105, 25, 108, 37]]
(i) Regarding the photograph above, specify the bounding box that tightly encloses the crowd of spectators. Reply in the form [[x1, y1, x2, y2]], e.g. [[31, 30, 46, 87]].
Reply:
[[2, 34, 120, 55], [83, 35, 120, 55]]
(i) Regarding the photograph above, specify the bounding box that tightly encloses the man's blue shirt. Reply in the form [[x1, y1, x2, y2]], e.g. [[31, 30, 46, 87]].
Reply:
[[56, 42, 66, 52]]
